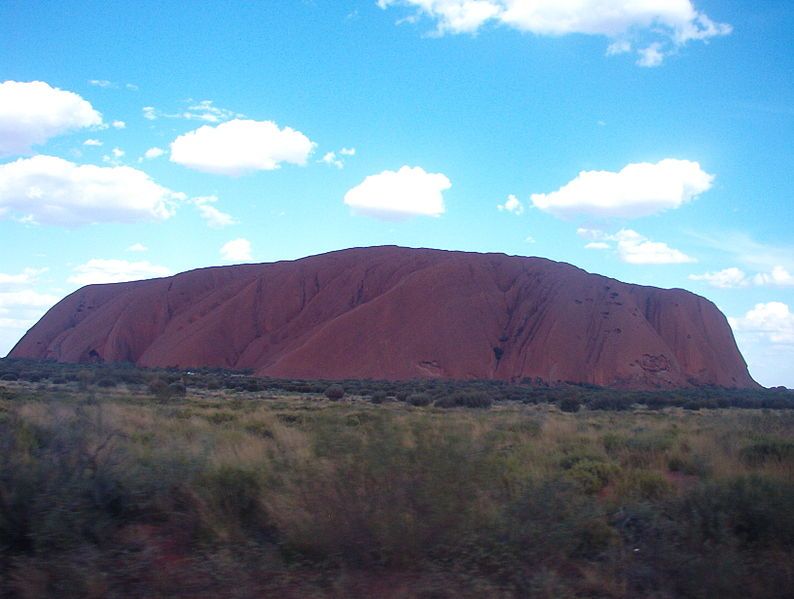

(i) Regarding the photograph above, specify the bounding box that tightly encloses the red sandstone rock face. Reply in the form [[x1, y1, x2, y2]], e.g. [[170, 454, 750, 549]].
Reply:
[[9, 246, 758, 389]]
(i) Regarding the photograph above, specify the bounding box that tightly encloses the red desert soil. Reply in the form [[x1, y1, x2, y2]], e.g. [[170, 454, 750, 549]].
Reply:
[[10, 246, 757, 389]]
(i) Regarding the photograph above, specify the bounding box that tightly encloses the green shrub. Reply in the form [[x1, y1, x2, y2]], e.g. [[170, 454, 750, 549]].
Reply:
[[667, 453, 710, 477], [678, 476, 794, 549], [566, 459, 618, 494], [559, 396, 581, 413], [408, 393, 432, 406], [244, 380, 261, 392], [618, 470, 673, 500], [435, 391, 492, 409], [370, 391, 387, 404], [740, 437, 794, 465], [324, 384, 345, 401], [197, 466, 269, 540], [147, 378, 172, 399], [168, 382, 187, 396]]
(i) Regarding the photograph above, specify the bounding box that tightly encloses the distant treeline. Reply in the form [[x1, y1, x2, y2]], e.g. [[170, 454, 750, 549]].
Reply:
[[1, 357, 792, 411]]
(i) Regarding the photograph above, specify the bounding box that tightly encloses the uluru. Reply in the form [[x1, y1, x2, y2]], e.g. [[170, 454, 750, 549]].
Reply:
[[9, 246, 757, 389]]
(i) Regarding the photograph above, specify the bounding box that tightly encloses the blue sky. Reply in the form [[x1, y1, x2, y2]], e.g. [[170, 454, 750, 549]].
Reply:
[[1, 0, 792, 386]]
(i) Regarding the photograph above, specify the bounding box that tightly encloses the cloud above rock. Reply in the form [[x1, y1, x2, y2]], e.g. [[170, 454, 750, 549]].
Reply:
[[531, 159, 713, 219], [577, 227, 695, 264], [170, 119, 316, 175], [220, 238, 253, 262], [344, 165, 451, 220], [0, 80, 103, 157], [0, 155, 181, 226]]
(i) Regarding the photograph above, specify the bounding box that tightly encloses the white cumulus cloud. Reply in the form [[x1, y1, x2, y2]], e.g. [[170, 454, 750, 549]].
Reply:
[[613, 229, 695, 265], [193, 195, 237, 228], [83, 138, 103, 147], [0, 80, 103, 157], [379, 0, 502, 34], [0, 268, 56, 354], [320, 151, 344, 169], [636, 43, 664, 67], [753, 266, 794, 287], [689, 267, 749, 288], [379, 0, 731, 65], [319, 147, 356, 169], [729, 302, 794, 345], [497, 194, 524, 215], [220, 238, 253, 262], [68, 259, 171, 285], [531, 159, 713, 219], [729, 302, 794, 387], [0, 155, 181, 226], [585, 241, 610, 250], [0, 289, 60, 331], [143, 147, 165, 160], [577, 227, 695, 264], [126, 243, 148, 253], [112, 120, 126, 129], [344, 165, 451, 220], [0, 268, 47, 291], [689, 266, 794, 289], [170, 119, 316, 176]]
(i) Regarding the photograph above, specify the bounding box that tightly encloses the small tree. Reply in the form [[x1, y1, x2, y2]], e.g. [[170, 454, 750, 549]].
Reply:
[[147, 377, 172, 400], [559, 395, 581, 413], [324, 384, 345, 401]]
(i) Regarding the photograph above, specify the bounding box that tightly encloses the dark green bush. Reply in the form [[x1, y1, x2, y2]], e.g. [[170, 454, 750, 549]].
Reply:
[[324, 384, 345, 401], [168, 382, 187, 396], [435, 391, 492, 409], [560, 454, 618, 494], [244, 380, 261, 392], [147, 378, 172, 399], [407, 393, 431, 406], [559, 396, 581, 413]]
